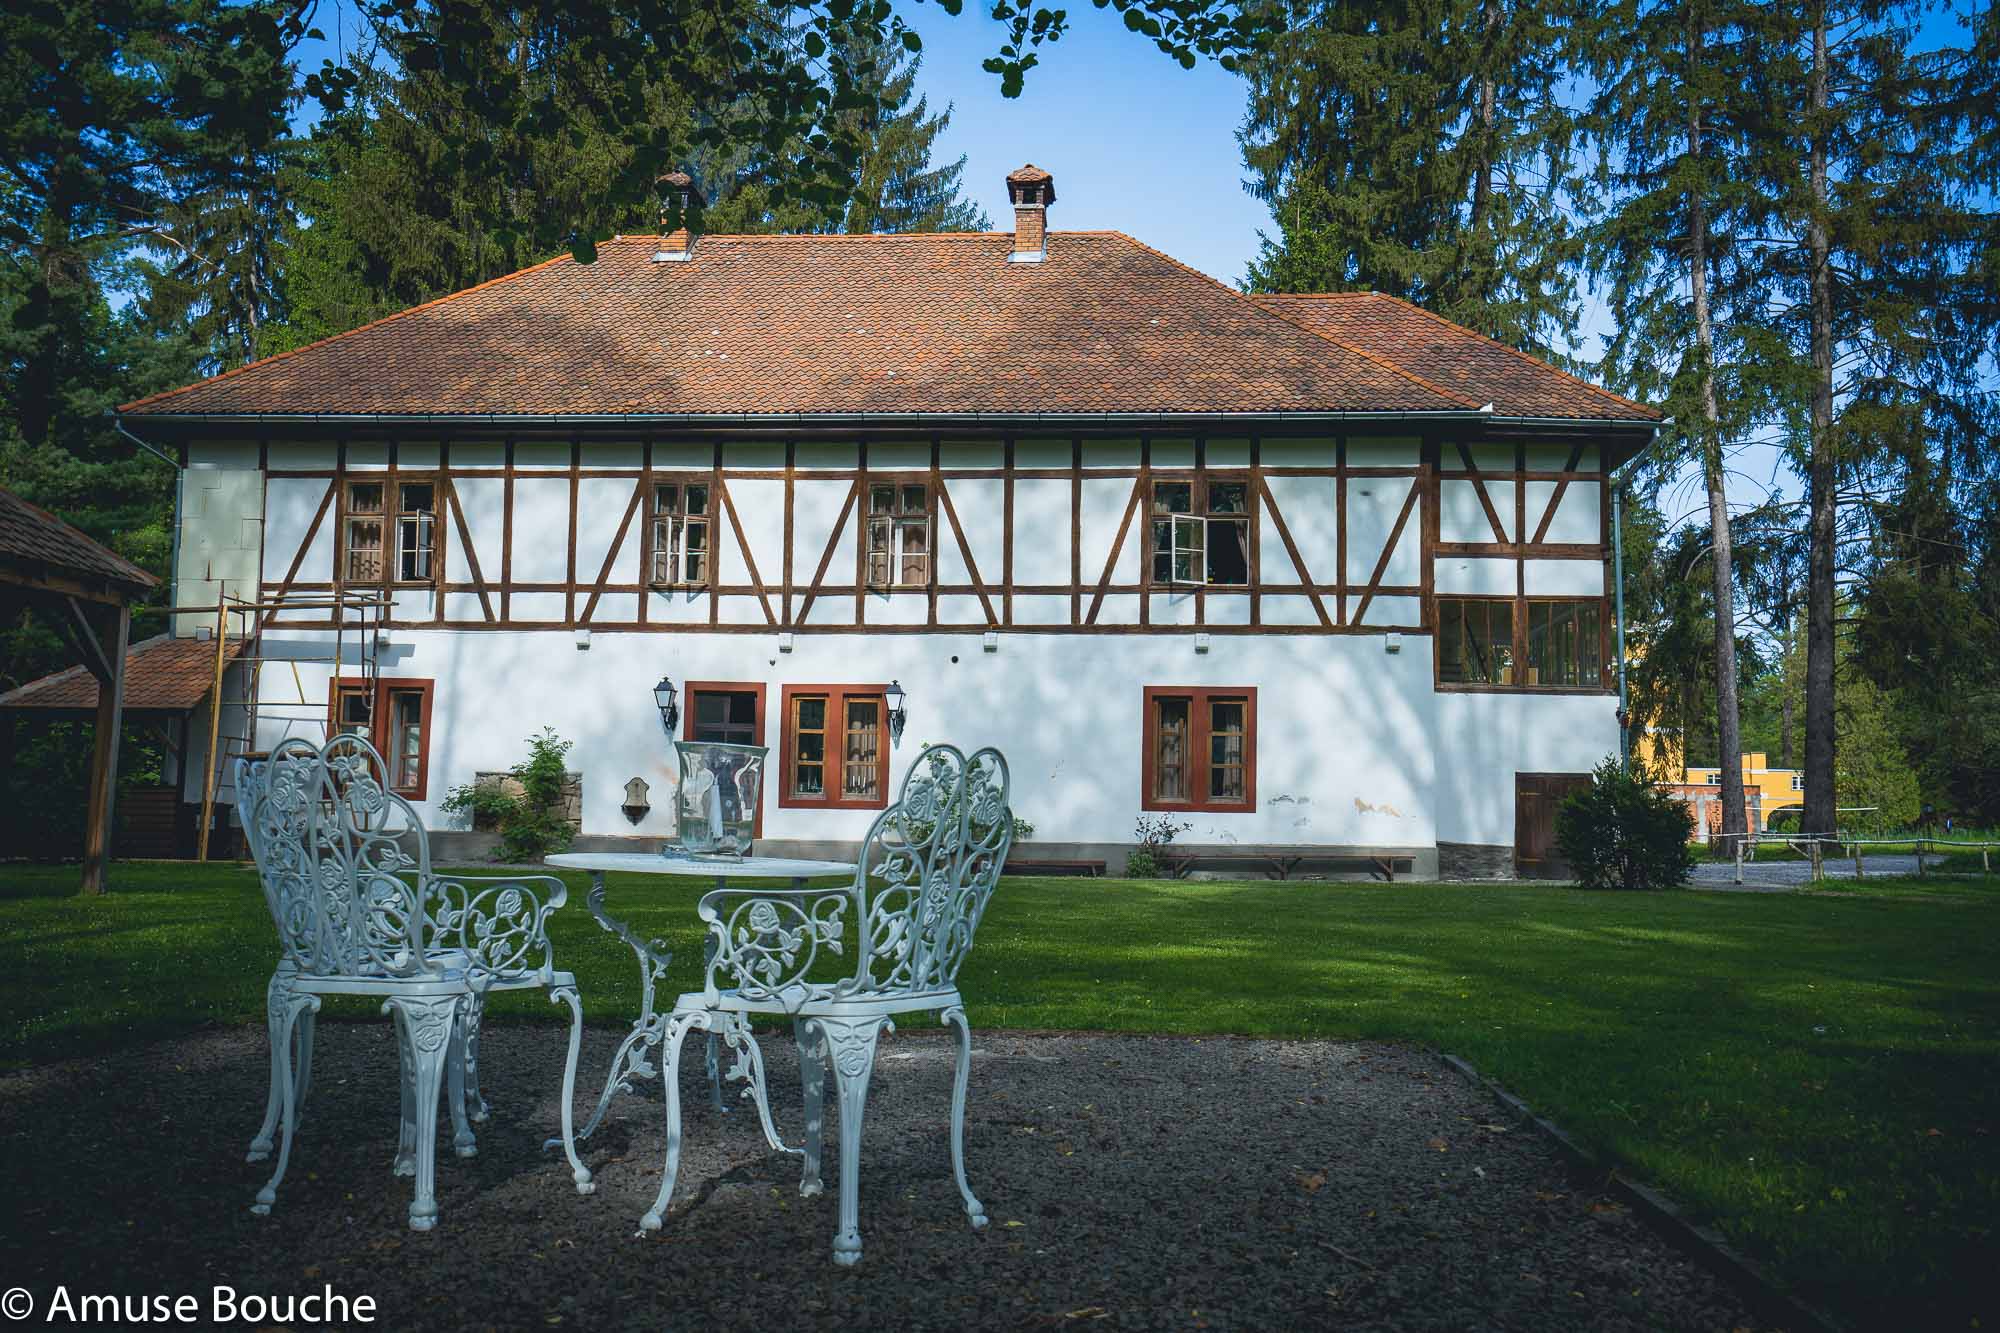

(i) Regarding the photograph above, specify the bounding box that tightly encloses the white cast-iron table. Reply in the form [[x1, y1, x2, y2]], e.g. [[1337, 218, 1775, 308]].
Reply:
[[543, 852, 855, 1151]]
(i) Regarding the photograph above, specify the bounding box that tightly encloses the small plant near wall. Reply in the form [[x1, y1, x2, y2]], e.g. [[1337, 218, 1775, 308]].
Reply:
[[1126, 813, 1192, 878], [1012, 815, 1036, 842], [1554, 757, 1696, 890], [442, 728, 578, 863]]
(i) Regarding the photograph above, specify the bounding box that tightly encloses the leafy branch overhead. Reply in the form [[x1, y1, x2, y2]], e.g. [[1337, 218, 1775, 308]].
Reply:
[[297, 0, 1259, 260]]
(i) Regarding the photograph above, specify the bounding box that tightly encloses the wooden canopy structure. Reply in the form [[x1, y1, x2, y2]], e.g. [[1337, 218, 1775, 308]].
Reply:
[[0, 487, 159, 893]]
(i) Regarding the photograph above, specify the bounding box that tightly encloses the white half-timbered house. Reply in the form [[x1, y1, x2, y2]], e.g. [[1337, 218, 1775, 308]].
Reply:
[[117, 165, 1659, 877]]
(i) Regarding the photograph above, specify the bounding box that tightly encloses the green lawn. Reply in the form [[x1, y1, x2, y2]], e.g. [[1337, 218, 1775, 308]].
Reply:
[[2, 861, 1995, 1328]]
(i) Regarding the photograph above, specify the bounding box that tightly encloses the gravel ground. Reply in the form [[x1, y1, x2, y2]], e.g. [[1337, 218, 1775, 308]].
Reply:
[[1689, 853, 1940, 890], [0, 1023, 1765, 1331]]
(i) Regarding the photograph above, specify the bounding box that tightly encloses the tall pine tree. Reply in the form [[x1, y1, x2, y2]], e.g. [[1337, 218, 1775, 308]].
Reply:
[[1238, 0, 1581, 356]]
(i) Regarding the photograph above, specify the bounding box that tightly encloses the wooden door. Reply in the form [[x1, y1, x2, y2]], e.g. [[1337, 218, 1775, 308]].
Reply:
[[1515, 772, 1592, 876]]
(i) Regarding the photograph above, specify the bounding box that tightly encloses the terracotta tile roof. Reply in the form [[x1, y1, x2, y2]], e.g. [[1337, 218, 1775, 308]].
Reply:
[[0, 488, 158, 593], [1250, 292, 1661, 422], [113, 232, 1591, 422], [0, 634, 243, 713]]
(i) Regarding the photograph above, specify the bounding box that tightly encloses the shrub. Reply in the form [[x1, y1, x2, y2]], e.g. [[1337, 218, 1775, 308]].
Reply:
[[1126, 813, 1192, 878], [441, 727, 577, 863], [1553, 757, 1695, 891]]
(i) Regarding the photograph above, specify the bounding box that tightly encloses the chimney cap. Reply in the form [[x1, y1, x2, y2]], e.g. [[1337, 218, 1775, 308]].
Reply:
[[1006, 163, 1055, 206]]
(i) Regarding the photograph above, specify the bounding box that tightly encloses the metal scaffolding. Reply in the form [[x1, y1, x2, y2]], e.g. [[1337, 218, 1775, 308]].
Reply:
[[173, 587, 392, 860]]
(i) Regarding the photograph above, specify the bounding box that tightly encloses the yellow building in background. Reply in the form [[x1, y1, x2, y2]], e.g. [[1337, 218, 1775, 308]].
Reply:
[[1637, 732, 1806, 837]]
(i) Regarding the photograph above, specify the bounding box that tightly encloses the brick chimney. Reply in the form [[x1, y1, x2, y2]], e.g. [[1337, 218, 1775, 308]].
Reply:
[[1006, 164, 1055, 263], [653, 171, 704, 263]]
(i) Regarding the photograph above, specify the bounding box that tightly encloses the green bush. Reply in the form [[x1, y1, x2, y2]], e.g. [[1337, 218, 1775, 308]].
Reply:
[[1126, 814, 1191, 878], [441, 727, 576, 863], [1553, 757, 1695, 891]]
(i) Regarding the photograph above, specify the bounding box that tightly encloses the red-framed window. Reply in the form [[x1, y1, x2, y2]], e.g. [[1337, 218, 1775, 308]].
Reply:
[[778, 684, 891, 810], [329, 677, 436, 799], [683, 681, 767, 836], [1141, 686, 1256, 813]]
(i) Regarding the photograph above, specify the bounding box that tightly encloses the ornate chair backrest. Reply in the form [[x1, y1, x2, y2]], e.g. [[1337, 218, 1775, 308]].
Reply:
[[245, 734, 438, 978], [853, 745, 1013, 996]]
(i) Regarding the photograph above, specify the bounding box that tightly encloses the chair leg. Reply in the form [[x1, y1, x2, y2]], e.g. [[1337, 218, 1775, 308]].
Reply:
[[714, 1017, 792, 1155], [295, 1009, 317, 1111], [446, 1016, 478, 1159], [941, 1005, 988, 1230], [384, 996, 458, 1232], [706, 1030, 728, 1114], [250, 985, 319, 1215], [640, 1013, 709, 1232], [248, 972, 288, 1163], [795, 1019, 827, 1198], [820, 1016, 892, 1267], [391, 1005, 419, 1177], [549, 983, 594, 1195], [462, 994, 490, 1122]]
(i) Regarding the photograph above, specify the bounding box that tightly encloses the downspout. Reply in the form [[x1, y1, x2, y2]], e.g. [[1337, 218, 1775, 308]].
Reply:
[[114, 419, 184, 614], [1613, 480, 1630, 765]]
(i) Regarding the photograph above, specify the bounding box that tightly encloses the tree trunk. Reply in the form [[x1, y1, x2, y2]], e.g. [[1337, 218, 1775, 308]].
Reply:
[[1472, 0, 1497, 235], [1803, 3, 1838, 836], [1688, 15, 1747, 848]]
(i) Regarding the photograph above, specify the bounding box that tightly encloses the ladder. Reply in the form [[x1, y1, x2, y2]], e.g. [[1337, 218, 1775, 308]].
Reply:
[[178, 586, 392, 860]]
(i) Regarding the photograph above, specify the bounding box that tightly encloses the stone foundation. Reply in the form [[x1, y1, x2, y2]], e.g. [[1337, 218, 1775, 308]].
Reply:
[[1438, 842, 1516, 881]]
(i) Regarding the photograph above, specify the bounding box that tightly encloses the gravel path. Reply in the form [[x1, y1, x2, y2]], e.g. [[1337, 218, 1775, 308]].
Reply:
[[1690, 853, 1940, 890], [0, 1023, 1762, 1331]]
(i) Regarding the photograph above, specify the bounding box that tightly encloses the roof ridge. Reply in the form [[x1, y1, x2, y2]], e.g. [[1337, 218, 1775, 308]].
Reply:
[[116, 251, 580, 414], [1103, 233, 1485, 412], [1271, 291, 1660, 420]]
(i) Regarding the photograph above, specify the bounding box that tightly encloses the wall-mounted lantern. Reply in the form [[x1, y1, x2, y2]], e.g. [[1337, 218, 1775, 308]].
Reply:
[[885, 678, 908, 746], [654, 676, 680, 733], [622, 776, 651, 824]]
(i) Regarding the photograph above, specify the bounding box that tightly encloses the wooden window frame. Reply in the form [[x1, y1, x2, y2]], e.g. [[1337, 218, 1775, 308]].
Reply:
[[649, 476, 713, 589], [1141, 685, 1257, 813], [778, 683, 891, 810], [1434, 594, 1612, 695], [1147, 472, 1252, 590], [864, 477, 932, 590], [327, 676, 436, 799], [681, 681, 767, 837], [339, 476, 440, 589]]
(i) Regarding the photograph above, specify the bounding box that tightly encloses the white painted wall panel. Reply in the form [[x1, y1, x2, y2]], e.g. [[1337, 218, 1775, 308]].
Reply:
[[1077, 477, 1139, 587], [1346, 438, 1418, 468], [939, 477, 1003, 586], [392, 590, 432, 620], [1206, 595, 1252, 626], [791, 479, 856, 589], [269, 442, 337, 470], [867, 592, 928, 625], [398, 443, 441, 470], [1014, 439, 1071, 469], [510, 592, 566, 621], [941, 440, 1004, 468], [1436, 557, 1515, 596], [1260, 437, 1336, 468], [1081, 439, 1139, 468], [730, 441, 785, 470], [649, 590, 710, 623], [262, 477, 330, 581], [582, 442, 642, 469], [1484, 480, 1517, 541], [450, 442, 506, 468], [575, 478, 637, 583], [1150, 438, 1196, 468], [591, 593, 638, 623], [190, 441, 260, 468], [717, 595, 769, 625], [727, 478, 785, 584], [344, 443, 389, 471], [1542, 480, 1600, 544], [1094, 594, 1140, 624], [1011, 480, 1070, 583], [1523, 560, 1604, 597], [444, 593, 486, 622], [514, 442, 571, 470], [1262, 594, 1323, 626], [937, 595, 990, 625], [1206, 437, 1252, 467], [452, 477, 506, 583], [796, 442, 859, 470], [1011, 594, 1070, 624], [1440, 479, 1495, 544], [1351, 595, 1422, 626], [654, 442, 711, 469], [1262, 474, 1334, 583], [868, 442, 929, 470], [1434, 692, 1618, 845], [1348, 477, 1422, 585], [509, 478, 570, 582], [1149, 592, 1198, 625]]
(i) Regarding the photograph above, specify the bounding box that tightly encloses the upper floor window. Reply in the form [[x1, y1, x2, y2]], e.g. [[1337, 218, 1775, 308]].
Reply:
[[1151, 477, 1249, 587], [343, 479, 434, 584], [1143, 686, 1256, 812], [651, 481, 711, 586], [866, 483, 930, 588], [1438, 596, 1607, 691], [1790, 772, 1804, 792], [779, 685, 889, 809], [1438, 597, 1515, 685]]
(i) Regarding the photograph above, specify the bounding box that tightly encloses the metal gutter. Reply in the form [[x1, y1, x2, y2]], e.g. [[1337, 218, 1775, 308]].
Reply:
[[115, 409, 1663, 430]]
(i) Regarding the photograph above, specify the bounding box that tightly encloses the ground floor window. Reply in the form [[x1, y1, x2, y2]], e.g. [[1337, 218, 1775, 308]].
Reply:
[[779, 684, 890, 809], [1142, 686, 1256, 813], [328, 677, 435, 798], [685, 682, 763, 746]]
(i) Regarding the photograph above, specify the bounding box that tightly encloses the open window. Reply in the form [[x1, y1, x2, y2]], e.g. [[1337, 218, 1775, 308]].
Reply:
[[866, 482, 930, 588], [1150, 477, 1249, 587], [650, 480, 711, 586], [779, 684, 890, 809], [1142, 686, 1256, 812], [327, 677, 435, 798], [343, 479, 437, 585]]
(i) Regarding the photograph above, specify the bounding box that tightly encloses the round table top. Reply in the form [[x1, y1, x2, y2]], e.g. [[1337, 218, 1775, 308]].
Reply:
[[545, 851, 855, 879]]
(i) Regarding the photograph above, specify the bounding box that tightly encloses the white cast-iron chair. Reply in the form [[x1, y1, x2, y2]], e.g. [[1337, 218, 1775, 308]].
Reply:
[[640, 744, 1013, 1265], [236, 734, 594, 1229]]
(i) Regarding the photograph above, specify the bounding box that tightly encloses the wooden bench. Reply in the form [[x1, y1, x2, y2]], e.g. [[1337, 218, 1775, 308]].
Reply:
[[1004, 858, 1108, 877], [1161, 850, 1415, 882]]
